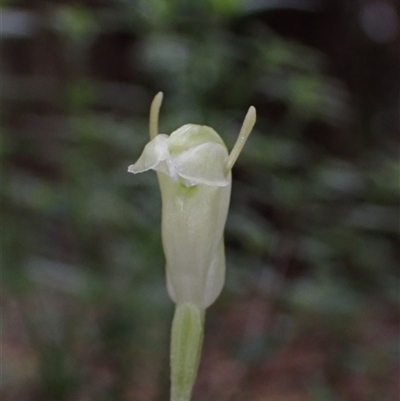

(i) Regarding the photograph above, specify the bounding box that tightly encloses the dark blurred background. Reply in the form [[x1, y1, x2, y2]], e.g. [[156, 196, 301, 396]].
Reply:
[[2, 0, 400, 400]]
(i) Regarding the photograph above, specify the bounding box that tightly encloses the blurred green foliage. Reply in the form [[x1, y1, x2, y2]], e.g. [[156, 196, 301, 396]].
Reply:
[[2, 0, 399, 400]]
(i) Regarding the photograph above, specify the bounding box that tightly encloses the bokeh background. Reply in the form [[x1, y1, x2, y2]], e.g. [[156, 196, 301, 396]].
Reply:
[[2, 0, 400, 400]]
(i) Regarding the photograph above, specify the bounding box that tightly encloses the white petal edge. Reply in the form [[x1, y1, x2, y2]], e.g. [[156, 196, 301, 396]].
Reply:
[[128, 134, 170, 174], [171, 142, 229, 187]]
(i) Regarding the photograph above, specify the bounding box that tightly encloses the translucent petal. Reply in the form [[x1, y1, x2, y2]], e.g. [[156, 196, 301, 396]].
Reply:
[[168, 124, 226, 155], [171, 142, 229, 187], [128, 134, 170, 174]]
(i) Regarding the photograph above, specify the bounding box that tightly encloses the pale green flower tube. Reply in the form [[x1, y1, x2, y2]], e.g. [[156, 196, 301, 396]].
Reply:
[[128, 93, 256, 401]]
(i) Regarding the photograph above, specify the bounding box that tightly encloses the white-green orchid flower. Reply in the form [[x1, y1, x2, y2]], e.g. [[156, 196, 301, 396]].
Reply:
[[128, 93, 256, 401]]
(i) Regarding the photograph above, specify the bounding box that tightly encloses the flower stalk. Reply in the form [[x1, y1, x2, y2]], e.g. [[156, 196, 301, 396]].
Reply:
[[128, 93, 256, 401], [170, 303, 205, 401]]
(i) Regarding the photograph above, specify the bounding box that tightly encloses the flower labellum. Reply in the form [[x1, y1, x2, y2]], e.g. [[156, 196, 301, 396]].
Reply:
[[128, 93, 256, 401]]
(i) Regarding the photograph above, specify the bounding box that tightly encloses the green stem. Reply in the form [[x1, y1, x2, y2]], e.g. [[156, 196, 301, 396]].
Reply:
[[170, 302, 205, 401]]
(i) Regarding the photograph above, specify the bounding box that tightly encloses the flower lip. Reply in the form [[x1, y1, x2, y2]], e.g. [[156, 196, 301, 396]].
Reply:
[[128, 125, 230, 187], [128, 92, 256, 190]]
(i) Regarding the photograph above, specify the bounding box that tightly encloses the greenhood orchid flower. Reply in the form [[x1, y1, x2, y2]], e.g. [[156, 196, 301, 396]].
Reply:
[[128, 93, 256, 401]]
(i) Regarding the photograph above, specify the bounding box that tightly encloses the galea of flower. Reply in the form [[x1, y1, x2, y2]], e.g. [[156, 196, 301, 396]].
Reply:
[[128, 92, 256, 401]]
